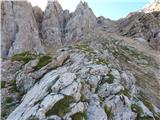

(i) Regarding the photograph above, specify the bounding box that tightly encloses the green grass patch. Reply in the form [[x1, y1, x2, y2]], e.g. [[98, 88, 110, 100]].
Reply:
[[106, 73, 114, 84], [11, 51, 35, 64], [95, 58, 110, 65], [117, 88, 131, 98], [1, 81, 6, 88], [33, 55, 52, 70], [84, 110, 88, 120], [73, 44, 96, 54], [104, 106, 113, 119], [131, 104, 143, 114], [138, 94, 155, 114], [8, 80, 18, 93], [80, 93, 87, 102], [46, 96, 75, 117], [5, 97, 13, 103], [71, 112, 84, 120]]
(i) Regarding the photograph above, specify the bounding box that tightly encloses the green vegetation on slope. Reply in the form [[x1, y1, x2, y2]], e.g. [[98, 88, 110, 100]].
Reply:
[[46, 96, 75, 117], [33, 55, 52, 70], [11, 51, 36, 64]]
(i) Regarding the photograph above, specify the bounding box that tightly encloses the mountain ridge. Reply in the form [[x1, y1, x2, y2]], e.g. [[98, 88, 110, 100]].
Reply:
[[1, 0, 160, 58], [1, 1, 160, 120]]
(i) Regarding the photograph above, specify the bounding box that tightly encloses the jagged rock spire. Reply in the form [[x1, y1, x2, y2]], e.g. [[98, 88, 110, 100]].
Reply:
[[1, 1, 44, 58], [41, 0, 64, 48]]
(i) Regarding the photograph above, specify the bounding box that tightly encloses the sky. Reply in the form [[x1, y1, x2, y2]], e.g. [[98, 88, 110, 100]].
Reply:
[[28, 0, 150, 20]]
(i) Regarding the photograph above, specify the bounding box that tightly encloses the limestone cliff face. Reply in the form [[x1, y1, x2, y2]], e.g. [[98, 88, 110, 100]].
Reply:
[[1, 0, 160, 58], [1, 1, 44, 58], [41, 1, 97, 47], [41, 1, 64, 48], [64, 2, 97, 43], [32, 6, 44, 38]]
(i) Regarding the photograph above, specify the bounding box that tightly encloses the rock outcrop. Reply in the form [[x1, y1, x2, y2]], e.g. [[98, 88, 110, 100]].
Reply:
[[2, 36, 160, 120], [1, 1, 44, 58], [64, 1, 97, 43], [41, 1, 97, 48], [41, 1, 64, 48], [116, 11, 160, 50]]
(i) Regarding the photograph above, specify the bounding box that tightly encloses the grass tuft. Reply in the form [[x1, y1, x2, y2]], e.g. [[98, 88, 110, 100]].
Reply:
[[104, 106, 113, 119], [46, 96, 75, 117], [71, 112, 84, 120], [11, 51, 35, 64], [33, 55, 52, 70]]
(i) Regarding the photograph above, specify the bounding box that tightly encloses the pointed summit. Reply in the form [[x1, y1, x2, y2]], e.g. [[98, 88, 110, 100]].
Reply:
[[64, 1, 97, 42], [41, 0, 64, 48], [75, 1, 95, 16]]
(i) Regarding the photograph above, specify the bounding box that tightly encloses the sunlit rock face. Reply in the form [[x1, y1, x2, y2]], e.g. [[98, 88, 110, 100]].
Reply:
[[1, 1, 44, 58], [142, 0, 160, 13]]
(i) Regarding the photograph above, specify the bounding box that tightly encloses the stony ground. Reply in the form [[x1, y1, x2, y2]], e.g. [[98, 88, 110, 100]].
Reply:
[[1, 35, 160, 120]]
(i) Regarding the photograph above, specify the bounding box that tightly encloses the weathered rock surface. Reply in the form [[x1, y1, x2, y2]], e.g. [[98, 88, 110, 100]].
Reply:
[[116, 11, 160, 50], [64, 1, 97, 43], [1, 37, 159, 120], [1, 1, 45, 58], [41, 1, 64, 48]]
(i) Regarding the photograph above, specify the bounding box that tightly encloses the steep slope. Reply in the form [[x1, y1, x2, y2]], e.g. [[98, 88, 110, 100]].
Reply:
[[115, 0, 160, 51], [1, 1, 44, 58], [2, 35, 160, 120], [116, 11, 160, 50], [142, 0, 160, 13]]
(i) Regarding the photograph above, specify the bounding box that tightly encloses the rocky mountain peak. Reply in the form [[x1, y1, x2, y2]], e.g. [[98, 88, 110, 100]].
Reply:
[[41, 0, 64, 48], [75, 1, 95, 17], [142, 0, 160, 13], [76, 1, 89, 10]]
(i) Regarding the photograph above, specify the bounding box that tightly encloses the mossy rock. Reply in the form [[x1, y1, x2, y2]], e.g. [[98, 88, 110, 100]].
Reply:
[[131, 104, 143, 114], [33, 55, 52, 70], [104, 106, 113, 119], [11, 51, 35, 64], [46, 96, 75, 117]]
